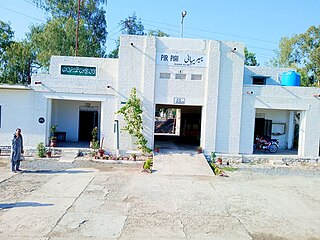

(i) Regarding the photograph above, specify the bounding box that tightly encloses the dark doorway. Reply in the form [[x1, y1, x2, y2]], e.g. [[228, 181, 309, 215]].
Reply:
[[154, 105, 201, 150], [78, 111, 98, 141], [254, 118, 272, 139]]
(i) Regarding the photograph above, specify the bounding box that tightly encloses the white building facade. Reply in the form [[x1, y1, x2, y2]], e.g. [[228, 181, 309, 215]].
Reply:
[[1, 35, 320, 157]]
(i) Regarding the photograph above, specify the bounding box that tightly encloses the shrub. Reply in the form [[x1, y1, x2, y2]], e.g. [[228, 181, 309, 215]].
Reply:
[[37, 142, 46, 158]]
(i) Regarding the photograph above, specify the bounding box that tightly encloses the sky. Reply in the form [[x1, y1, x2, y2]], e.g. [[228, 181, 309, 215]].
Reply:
[[0, 0, 319, 65]]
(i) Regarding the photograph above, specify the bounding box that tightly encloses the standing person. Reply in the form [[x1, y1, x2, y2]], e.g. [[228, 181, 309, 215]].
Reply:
[[11, 128, 24, 173]]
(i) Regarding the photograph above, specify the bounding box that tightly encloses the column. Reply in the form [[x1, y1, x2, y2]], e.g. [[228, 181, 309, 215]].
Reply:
[[287, 111, 295, 149]]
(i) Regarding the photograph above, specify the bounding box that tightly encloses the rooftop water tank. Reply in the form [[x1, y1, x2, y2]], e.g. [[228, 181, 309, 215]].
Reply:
[[281, 70, 300, 86]]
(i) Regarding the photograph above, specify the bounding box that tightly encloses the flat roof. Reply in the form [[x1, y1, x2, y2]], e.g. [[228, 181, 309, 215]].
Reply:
[[0, 84, 32, 90]]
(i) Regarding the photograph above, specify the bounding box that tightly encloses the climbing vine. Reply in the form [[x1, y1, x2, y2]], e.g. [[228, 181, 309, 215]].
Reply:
[[116, 87, 151, 153]]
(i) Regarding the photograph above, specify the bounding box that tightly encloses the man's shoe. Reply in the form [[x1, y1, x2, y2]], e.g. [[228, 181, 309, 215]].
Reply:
[[12, 171, 17, 173], [16, 169, 23, 172]]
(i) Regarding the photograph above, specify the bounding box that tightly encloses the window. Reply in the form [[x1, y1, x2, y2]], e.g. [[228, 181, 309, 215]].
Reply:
[[175, 73, 186, 80], [160, 73, 171, 79], [191, 74, 202, 80], [252, 77, 267, 85], [0, 105, 1, 128]]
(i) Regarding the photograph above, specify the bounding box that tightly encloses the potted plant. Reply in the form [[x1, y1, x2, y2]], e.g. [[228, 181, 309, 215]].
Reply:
[[50, 125, 58, 147], [197, 146, 203, 154], [46, 147, 52, 158], [90, 127, 98, 148], [154, 145, 160, 153], [131, 153, 137, 161], [98, 137, 105, 157]]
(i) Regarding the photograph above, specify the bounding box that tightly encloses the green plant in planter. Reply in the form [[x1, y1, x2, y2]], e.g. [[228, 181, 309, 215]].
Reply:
[[210, 151, 216, 163], [116, 87, 152, 154], [91, 140, 100, 150], [91, 127, 98, 141], [142, 158, 153, 173], [37, 142, 46, 158], [50, 125, 58, 140]]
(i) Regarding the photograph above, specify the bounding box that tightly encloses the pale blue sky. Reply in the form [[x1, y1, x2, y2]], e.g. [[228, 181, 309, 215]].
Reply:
[[0, 0, 319, 65]]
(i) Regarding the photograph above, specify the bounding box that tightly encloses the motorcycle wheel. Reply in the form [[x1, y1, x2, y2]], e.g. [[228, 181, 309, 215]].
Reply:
[[268, 144, 278, 153]]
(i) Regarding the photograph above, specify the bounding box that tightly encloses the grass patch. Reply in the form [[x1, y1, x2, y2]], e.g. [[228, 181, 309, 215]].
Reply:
[[221, 166, 238, 172]]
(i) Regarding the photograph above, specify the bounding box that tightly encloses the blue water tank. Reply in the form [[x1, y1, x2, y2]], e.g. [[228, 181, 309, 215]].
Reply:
[[281, 71, 301, 86]]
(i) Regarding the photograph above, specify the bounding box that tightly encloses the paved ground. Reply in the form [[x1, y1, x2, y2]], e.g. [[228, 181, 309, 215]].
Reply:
[[0, 154, 319, 240]]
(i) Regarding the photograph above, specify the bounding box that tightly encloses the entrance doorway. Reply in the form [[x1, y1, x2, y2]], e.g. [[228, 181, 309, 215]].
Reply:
[[154, 105, 202, 150], [254, 118, 272, 139], [78, 111, 98, 141]]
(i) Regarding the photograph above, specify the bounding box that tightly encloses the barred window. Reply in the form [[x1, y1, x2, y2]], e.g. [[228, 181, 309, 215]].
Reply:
[[160, 73, 171, 79], [191, 74, 202, 80], [175, 74, 186, 80]]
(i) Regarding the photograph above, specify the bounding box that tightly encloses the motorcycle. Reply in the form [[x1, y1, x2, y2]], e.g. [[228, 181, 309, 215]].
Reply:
[[253, 137, 279, 153]]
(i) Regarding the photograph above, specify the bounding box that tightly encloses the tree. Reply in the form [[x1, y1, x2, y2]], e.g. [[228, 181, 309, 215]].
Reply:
[[30, 16, 104, 67], [0, 40, 35, 84], [270, 25, 320, 86], [108, 13, 169, 58], [0, 21, 14, 59], [32, 0, 107, 61], [0, 21, 35, 84], [120, 12, 145, 36], [148, 30, 170, 37], [244, 47, 259, 66]]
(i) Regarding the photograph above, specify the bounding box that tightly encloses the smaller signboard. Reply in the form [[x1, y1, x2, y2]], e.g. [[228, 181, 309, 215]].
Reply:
[[173, 97, 186, 104], [157, 53, 206, 67], [61, 65, 96, 76], [38, 117, 45, 124]]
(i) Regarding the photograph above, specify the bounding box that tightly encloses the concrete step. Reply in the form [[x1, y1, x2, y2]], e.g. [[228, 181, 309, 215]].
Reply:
[[58, 149, 79, 163]]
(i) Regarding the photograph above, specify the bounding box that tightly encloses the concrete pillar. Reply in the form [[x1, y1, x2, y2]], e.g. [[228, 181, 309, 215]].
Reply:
[[287, 111, 295, 149], [46, 98, 52, 146], [298, 111, 306, 156]]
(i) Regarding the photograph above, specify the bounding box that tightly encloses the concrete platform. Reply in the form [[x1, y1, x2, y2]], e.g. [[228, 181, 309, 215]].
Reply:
[[153, 152, 213, 176]]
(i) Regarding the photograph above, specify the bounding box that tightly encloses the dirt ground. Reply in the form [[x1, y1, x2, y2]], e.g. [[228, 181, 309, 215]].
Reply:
[[0, 157, 319, 240]]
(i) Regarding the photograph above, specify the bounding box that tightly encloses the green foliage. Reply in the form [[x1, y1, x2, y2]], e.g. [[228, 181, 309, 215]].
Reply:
[[270, 25, 320, 86], [50, 125, 58, 140], [108, 14, 169, 58], [1, 1, 108, 84], [222, 166, 238, 172], [120, 12, 145, 36], [116, 87, 151, 154], [0, 40, 35, 84], [148, 30, 170, 37], [143, 158, 153, 173], [33, 0, 107, 55], [29, 16, 104, 68], [107, 38, 120, 58], [91, 141, 99, 150], [210, 151, 216, 163], [37, 142, 46, 158], [91, 127, 98, 141], [244, 47, 259, 66], [0, 21, 35, 84], [0, 20, 14, 58]]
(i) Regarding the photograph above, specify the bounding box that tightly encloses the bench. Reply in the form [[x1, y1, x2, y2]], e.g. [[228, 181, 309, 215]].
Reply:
[[0, 146, 11, 156]]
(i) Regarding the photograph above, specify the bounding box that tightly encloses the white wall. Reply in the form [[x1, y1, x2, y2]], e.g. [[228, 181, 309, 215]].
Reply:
[[255, 109, 289, 149], [0, 87, 47, 148], [51, 100, 101, 141], [244, 66, 293, 85], [241, 85, 320, 156], [215, 42, 245, 154], [117, 35, 157, 151], [31, 56, 118, 95]]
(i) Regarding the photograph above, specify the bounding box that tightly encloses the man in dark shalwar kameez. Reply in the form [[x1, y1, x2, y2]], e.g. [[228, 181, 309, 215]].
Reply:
[[11, 128, 24, 173]]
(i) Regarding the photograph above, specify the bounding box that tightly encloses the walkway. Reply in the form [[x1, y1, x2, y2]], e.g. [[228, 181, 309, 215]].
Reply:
[[154, 151, 213, 176]]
